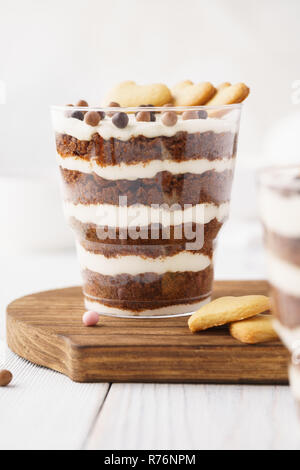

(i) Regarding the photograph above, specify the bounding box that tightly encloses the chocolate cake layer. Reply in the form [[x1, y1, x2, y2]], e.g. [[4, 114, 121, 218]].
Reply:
[[60, 167, 233, 207], [79, 239, 214, 259], [264, 229, 300, 267], [84, 294, 211, 313], [82, 266, 213, 311], [56, 131, 237, 165], [69, 217, 223, 246], [272, 287, 300, 328]]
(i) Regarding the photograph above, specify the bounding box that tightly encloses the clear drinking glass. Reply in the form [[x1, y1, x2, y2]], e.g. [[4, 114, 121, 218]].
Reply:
[[258, 166, 300, 402], [51, 104, 242, 317]]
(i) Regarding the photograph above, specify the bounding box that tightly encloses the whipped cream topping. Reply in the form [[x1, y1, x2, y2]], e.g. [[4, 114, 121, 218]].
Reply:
[[84, 297, 211, 317], [77, 242, 212, 276], [64, 201, 230, 227], [57, 153, 235, 181], [267, 251, 300, 297], [259, 186, 300, 237], [52, 111, 237, 142]]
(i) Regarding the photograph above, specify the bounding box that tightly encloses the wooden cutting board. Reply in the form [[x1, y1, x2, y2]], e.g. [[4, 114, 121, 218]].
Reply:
[[6, 280, 289, 384]]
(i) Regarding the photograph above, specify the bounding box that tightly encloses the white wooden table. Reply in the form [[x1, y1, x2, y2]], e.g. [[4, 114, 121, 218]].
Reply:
[[1, 221, 300, 450]]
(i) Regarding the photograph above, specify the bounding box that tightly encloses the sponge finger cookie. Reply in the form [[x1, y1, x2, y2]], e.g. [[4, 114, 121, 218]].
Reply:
[[229, 315, 278, 344], [104, 81, 172, 107], [172, 81, 216, 106], [205, 82, 250, 106], [188, 295, 270, 333], [217, 82, 231, 91]]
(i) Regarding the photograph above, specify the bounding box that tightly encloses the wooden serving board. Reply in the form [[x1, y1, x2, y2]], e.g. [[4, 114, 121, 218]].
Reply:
[[6, 281, 289, 384]]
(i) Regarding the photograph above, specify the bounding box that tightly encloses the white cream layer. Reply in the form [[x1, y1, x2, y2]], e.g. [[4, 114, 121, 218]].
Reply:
[[77, 243, 211, 276], [64, 201, 229, 227], [267, 251, 300, 297], [273, 319, 300, 352], [259, 186, 300, 237], [84, 297, 211, 318], [57, 153, 235, 181], [52, 112, 237, 142], [289, 365, 300, 401]]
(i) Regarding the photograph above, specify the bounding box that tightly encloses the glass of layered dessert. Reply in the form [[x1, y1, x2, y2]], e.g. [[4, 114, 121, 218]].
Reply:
[[52, 103, 242, 317], [259, 166, 300, 402]]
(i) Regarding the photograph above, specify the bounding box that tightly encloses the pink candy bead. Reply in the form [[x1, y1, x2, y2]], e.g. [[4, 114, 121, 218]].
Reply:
[[82, 311, 99, 326]]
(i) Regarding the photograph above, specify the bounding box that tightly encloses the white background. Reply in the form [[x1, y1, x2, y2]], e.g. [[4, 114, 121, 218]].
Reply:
[[0, 1, 300, 449]]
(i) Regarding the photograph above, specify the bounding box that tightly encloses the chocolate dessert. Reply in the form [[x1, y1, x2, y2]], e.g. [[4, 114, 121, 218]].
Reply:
[[52, 102, 241, 317], [259, 167, 300, 348]]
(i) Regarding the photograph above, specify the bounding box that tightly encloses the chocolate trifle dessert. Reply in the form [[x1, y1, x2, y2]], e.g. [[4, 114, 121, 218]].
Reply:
[[259, 167, 300, 401], [52, 81, 249, 317]]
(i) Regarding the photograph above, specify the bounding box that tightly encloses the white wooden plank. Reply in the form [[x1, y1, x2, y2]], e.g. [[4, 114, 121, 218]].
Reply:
[[0, 253, 109, 450], [0, 344, 109, 450], [86, 383, 300, 450]]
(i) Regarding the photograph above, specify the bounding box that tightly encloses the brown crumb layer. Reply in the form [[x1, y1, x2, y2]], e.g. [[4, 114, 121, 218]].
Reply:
[[69, 217, 223, 246], [79, 239, 213, 259], [264, 228, 300, 267], [56, 130, 237, 165], [60, 167, 233, 206], [271, 287, 300, 328], [82, 266, 213, 311], [84, 294, 210, 314]]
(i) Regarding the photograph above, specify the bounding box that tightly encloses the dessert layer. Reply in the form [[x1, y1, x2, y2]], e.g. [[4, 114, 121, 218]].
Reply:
[[64, 201, 229, 227], [260, 187, 300, 237], [69, 217, 222, 246], [273, 319, 300, 350], [84, 297, 211, 317], [57, 152, 235, 180], [77, 243, 212, 276], [82, 266, 213, 307], [53, 112, 238, 142], [264, 229, 300, 267], [79, 239, 213, 259], [271, 287, 300, 328], [268, 251, 300, 298], [56, 131, 237, 165], [60, 168, 233, 207]]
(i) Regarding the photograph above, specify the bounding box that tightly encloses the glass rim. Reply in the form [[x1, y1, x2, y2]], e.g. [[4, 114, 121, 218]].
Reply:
[[51, 103, 243, 113], [257, 164, 300, 190]]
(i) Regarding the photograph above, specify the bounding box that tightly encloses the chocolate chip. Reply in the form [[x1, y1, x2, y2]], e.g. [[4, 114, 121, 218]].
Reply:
[[98, 111, 105, 120], [84, 111, 101, 126], [76, 99, 88, 107], [161, 111, 178, 127], [136, 111, 151, 122], [182, 110, 199, 120], [198, 110, 208, 119], [107, 101, 120, 117], [0, 370, 12, 387], [146, 104, 157, 121], [71, 110, 84, 121], [135, 105, 156, 122], [112, 112, 129, 129]]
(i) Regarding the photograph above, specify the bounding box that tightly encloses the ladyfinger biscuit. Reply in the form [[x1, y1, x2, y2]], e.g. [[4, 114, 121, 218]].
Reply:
[[205, 82, 250, 106], [104, 81, 172, 107], [188, 295, 270, 333], [217, 82, 231, 91], [172, 81, 216, 106], [229, 315, 278, 344]]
